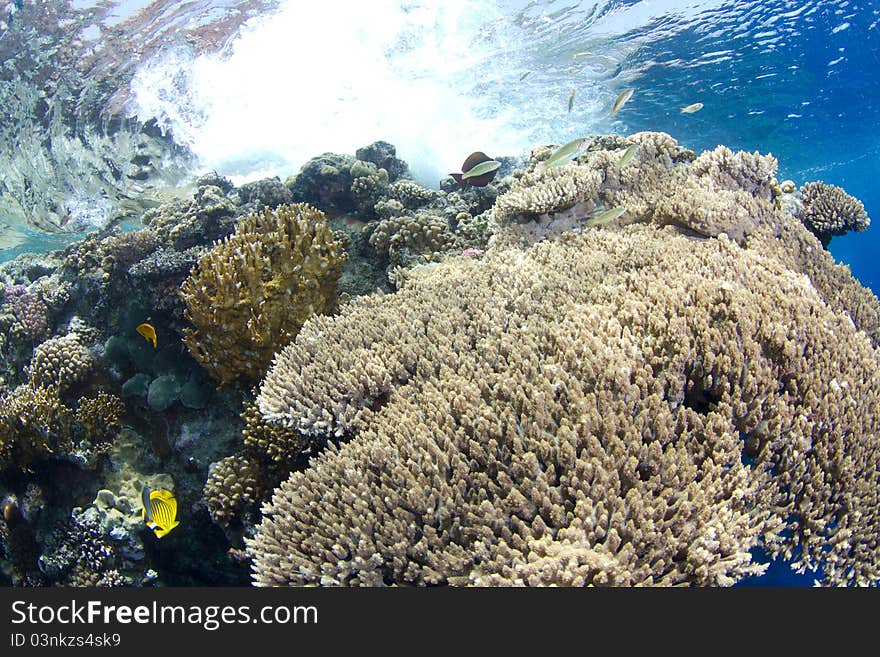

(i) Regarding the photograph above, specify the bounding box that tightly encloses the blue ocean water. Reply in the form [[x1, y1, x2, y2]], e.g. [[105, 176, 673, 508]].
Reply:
[[0, 0, 877, 586]]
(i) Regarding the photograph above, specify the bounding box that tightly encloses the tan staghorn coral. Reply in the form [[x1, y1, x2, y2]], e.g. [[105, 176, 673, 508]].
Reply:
[[494, 164, 601, 223], [493, 132, 784, 245], [179, 203, 347, 385], [29, 333, 95, 392], [798, 180, 870, 246], [250, 214, 880, 587]]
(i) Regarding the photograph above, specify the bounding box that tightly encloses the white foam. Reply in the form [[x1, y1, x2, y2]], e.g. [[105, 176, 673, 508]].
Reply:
[[128, 0, 532, 187]]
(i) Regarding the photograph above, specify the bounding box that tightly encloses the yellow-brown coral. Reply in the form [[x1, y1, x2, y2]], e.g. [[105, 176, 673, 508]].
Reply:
[[0, 385, 73, 471], [179, 203, 347, 385], [75, 392, 125, 450], [29, 333, 94, 392]]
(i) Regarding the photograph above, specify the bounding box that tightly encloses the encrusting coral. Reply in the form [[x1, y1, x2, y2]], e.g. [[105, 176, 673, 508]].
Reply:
[[797, 180, 871, 246], [249, 133, 880, 587], [180, 203, 347, 385]]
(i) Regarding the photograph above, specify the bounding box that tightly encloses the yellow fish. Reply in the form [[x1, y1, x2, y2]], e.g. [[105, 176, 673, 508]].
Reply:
[[141, 486, 179, 538], [681, 102, 704, 114], [136, 322, 157, 348]]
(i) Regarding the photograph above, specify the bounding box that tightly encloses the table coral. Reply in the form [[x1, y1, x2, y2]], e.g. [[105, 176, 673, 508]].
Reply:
[[250, 173, 880, 586], [180, 203, 347, 385]]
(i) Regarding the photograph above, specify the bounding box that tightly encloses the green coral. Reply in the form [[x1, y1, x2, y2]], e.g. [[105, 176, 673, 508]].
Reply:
[[180, 203, 347, 385]]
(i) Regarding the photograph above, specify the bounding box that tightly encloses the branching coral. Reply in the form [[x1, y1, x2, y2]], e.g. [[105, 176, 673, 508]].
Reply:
[[0, 385, 73, 471], [204, 398, 301, 527], [494, 132, 783, 244], [798, 180, 870, 246], [386, 179, 437, 210], [494, 164, 601, 222], [250, 215, 880, 587], [180, 203, 347, 385], [204, 451, 269, 528], [368, 213, 454, 263], [75, 392, 125, 451]]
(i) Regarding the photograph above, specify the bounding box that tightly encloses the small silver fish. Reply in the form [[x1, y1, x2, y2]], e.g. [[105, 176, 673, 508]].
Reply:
[[573, 51, 594, 58], [519, 71, 530, 81], [461, 159, 502, 180], [610, 88, 634, 116], [568, 88, 575, 113], [680, 102, 704, 114], [586, 206, 626, 226], [617, 144, 639, 168], [542, 137, 590, 168]]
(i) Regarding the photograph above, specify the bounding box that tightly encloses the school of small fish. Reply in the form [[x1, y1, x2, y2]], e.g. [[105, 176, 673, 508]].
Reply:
[[450, 54, 707, 236], [542, 137, 591, 168]]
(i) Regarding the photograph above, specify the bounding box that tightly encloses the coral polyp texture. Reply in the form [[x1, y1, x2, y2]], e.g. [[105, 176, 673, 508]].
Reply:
[[28, 333, 95, 391], [0, 385, 73, 470], [179, 203, 347, 385], [249, 134, 880, 587], [797, 180, 871, 246]]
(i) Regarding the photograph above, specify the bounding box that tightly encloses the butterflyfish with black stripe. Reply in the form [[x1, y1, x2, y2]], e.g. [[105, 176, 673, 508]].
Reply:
[[141, 485, 180, 538]]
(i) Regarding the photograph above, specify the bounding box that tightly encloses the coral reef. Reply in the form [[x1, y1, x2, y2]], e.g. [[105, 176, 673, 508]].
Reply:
[[204, 451, 267, 528], [29, 333, 95, 392], [797, 180, 871, 246], [180, 203, 347, 385], [75, 392, 125, 448], [249, 135, 880, 587], [368, 213, 454, 266], [237, 177, 293, 212], [1, 132, 877, 588], [495, 164, 602, 221], [387, 179, 438, 210], [0, 385, 73, 471], [350, 164, 390, 215], [140, 184, 238, 250], [285, 153, 360, 213], [355, 141, 410, 182]]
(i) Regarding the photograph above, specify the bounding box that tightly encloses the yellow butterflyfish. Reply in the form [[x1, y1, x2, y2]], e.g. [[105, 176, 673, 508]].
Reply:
[[136, 322, 157, 348], [141, 486, 179, 538]]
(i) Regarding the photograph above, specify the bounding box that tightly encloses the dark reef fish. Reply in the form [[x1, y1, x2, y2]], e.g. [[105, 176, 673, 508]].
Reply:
[[450, 151, 501, 188]]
